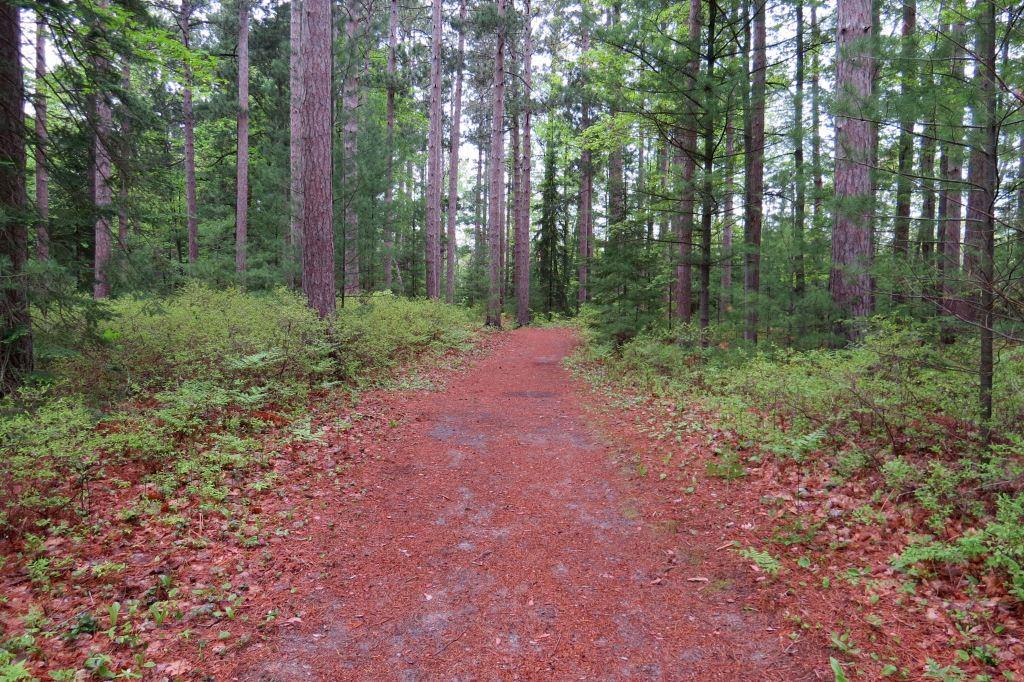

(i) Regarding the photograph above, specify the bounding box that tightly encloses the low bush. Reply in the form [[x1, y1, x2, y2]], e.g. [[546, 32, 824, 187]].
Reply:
[[0, 284, 478, 539], [576, 316, 1024, 601]]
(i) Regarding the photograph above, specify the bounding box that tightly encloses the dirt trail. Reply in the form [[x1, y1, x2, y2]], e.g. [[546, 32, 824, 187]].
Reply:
[[231, 328, 823, 680]]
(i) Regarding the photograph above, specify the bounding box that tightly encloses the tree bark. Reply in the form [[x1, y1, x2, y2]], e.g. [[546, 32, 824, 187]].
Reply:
[[674, 0, 700, 327], [342, 0, 360, 294], [810, 2, 823, 223], [829, 0, 874, 335], [486, 0, 507, 327], [235, 0, 249, 274], [515, 1, 533, 327], [697, 0, 717, 340], [965, 0, 996, 428], [300, 0, 335, 317], [117, 61, 130, 248], [939, 23, 966, 319], [445, 0, 467, 303], [793, 0, 806, 297], [743, 0, 766, 342], [181, 0, 199, 263], [289, 0, 304, 286], [34, 15, 49, 261], [93, 0, 114, 299], [720, 115, 733, 319], [382, 0, 398, 290], [892, 0, 916, 261], [607, 3, 625, 232], [1, 3, 32, 392], [425, 0, 443, 299], [577, 6, 592, 307], [918, 89, 937, 259]]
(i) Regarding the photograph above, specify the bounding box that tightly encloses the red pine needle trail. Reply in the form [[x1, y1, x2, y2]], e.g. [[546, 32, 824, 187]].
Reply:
[[232, 328, 823, 680]]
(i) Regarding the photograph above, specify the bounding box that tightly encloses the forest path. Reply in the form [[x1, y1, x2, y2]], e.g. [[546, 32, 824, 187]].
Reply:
[[230, 328, 822, 680]]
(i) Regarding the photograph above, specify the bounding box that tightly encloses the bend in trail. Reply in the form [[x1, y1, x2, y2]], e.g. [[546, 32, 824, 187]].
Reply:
[[232, 328, 822, 680]]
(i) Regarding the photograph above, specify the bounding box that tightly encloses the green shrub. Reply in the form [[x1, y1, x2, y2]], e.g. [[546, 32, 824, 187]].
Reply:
[[1, 284, 478, 539]]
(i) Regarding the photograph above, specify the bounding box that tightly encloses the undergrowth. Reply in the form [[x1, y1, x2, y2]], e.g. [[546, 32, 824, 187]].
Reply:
[[0, 284, 479, 677], [572, 314, 1024, 603], [1, 283, 476, 539]]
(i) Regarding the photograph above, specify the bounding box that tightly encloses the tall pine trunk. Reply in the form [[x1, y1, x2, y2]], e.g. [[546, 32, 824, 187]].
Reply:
[[829, 0, 875, 336], [93, 0, 113, 299], [425, 0, 443, 299], [965, 0, 996, 427], [606, 3, 625, 232], [577, 7, 592, 307], [1, 3, 32, 392], [117, 62, 130, 247], [445, 0, 467, 303], [697, 0, 717, 340], [383, 0, 398, 290], [181, 0, 198, 263], [719, 117, 733, 319], [342, 0, 361, 294], [235, 0, 249, 274], [674, 0, 700, 326], [793, 0, 806, 297], [939, 23, 965, 320], [288, 0, 303, 286], [34, 15, 49, 261], [892, 0, 916, 260], [515, 0, 533, 326], [743, 0, 766, 342], [486, 0, 507, 327], [810, 2, 823, 221], [300, 0, 335, 317]]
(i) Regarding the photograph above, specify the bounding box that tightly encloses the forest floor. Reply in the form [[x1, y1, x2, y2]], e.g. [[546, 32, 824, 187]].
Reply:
[[203, 327, 828, 680]]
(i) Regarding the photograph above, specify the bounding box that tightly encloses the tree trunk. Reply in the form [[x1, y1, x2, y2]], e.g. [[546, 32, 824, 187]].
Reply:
[[425, 0, 443, 299], [829, 0, 874, 336], [892, 0, 916, 261], [918, 118, 937, 259], [342, 0, 360, 295], [516, 3, 533, 327], [117, 61, 130, 248], [235, 0, 249, 275], [181, 0, 199, 264], [577, 8, 592, 307], [93, 0, 114, 299], [966, 0, 996, 428], [720, 115, 733, 319], [445, 0, 467, 303], [607, 3, 625, 232], [34, 15, 49, 261], [1, 3, 32, 392], [810, 2, 823, 222], [793, 0, 806, 297], [674, 0, 700, 327], [486, 0, 507, 327], [382, 0, 398, 290], [289, 0, 304, 286], [744, 0, 766, 342], [697, 0, 717, 340], [34, 20, 52, 247], [940, 23, 966, 320], [300, 0, 335, 317]]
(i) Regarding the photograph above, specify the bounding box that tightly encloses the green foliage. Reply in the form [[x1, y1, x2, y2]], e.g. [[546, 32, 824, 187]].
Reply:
[[1, 284, 477, 539], [737, 546, 782, 575], [896, 494, 1024, 601], [578, 317, 1024, 602]]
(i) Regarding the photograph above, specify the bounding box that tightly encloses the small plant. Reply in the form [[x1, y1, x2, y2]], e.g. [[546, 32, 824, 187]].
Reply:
[[737, 546, 782, 575], [706, 449, 746, 480]]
